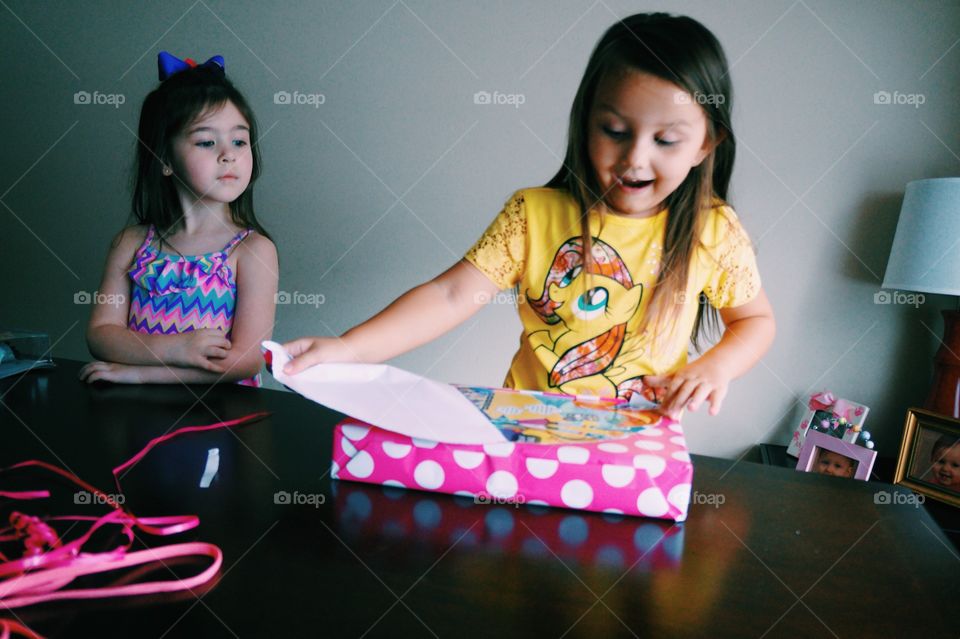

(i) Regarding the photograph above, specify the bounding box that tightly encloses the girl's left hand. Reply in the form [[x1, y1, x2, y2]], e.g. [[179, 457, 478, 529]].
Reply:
[[78, 361, 143, 384], [644, 360, 731, 419]]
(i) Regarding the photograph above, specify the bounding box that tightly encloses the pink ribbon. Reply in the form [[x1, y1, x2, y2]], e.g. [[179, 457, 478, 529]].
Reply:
[[808, 391, 836, 412], [0, 411, 268, 636], [832, 398, 864, 423], [0, 619, 43, 639]]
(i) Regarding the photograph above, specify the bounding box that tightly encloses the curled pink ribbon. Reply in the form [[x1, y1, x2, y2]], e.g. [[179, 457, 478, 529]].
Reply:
[[0, 411, 268, 636]]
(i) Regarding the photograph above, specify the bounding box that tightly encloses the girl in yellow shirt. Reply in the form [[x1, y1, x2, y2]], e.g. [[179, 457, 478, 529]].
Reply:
[[283, 12, 775, 418]]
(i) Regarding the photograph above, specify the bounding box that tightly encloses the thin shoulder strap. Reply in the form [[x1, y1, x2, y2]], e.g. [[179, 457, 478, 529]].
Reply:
[[220, 228, 253, 256], [133, 225, 157, 258]]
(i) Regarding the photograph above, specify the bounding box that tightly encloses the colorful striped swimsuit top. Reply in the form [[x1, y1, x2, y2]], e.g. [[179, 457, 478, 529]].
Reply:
[[127, 225, 260, 387]]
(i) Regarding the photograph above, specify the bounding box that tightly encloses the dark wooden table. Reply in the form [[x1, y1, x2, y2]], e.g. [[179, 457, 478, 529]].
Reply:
[[1, 360, 957, 638]]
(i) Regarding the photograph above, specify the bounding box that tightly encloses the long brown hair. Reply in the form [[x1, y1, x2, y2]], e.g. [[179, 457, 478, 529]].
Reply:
[[546, 12, 735, 351], [131, 64, 271, 248]]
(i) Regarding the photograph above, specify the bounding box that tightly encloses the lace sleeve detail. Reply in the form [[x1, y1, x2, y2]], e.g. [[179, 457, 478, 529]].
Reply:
[[464, 191, 528, 289], [701, 207, 761, 308]]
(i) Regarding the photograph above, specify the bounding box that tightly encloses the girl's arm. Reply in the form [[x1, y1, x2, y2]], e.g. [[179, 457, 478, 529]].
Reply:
[[79, 362, 251, 384], [81, 233, 279, 384], [85, 227, 232, 371], [646, 288, 775, 417], [282, 259, 500, 375]]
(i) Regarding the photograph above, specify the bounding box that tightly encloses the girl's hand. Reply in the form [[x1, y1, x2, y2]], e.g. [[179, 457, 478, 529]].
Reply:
[[645, 290, 775, 420], [79, 361, 143, 384], [644, 360, 731, 419], [169, 329, 232, 372], [281, 337, 359, 375]]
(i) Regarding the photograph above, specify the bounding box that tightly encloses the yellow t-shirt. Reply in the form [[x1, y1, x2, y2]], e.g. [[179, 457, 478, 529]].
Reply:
[[464, 187, 761, 399]]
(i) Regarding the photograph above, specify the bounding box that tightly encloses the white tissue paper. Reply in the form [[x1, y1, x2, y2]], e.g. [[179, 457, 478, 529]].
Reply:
[[261, 341, 506, 445]]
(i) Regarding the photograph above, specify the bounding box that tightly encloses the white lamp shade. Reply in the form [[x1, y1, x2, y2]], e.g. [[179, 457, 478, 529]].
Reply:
[[882, 178, 960, 296]]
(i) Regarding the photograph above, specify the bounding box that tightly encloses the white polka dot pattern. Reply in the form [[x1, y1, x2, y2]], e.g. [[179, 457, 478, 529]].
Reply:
[[382, 442, 412, 459], [557, 446, 590, 464], [345, 451, 374, 478], [561, 480, 594, 509], [414, 460, 445, 489], [486, 471, 519, 499]]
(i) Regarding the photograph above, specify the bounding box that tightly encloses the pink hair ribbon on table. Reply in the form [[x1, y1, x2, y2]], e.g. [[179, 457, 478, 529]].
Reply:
[[0, 411, 267, 638]]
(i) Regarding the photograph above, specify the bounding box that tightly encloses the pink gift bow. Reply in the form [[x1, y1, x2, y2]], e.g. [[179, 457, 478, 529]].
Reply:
[[0, 411, 267, 636], [808, 391, 836, 412], [808, 393, 864, 423], [832, 398, 856, 422]]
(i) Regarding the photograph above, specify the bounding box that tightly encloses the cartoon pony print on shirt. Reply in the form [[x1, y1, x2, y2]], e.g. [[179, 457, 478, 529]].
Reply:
[[526, 237, 651, 399]]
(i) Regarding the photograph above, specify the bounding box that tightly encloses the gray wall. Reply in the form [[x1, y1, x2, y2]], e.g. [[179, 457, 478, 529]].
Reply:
[[2, 1, 958, 458]]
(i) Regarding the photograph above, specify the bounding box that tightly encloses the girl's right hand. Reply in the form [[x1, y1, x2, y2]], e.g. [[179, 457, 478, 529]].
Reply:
[[281, 337, 358, 375], [170, 329, 232, 372]]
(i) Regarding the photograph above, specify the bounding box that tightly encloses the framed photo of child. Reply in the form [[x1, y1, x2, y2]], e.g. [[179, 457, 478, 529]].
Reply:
[[894, 408, 960, 507], [796, 430, 876, 481]]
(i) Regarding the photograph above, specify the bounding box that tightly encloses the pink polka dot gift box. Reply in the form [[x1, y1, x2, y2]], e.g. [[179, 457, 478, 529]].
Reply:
[[263, 341, 693, 521]]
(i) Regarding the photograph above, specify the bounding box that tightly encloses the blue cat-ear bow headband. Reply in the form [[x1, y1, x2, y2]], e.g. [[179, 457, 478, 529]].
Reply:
[[157, 51, 225, 81]]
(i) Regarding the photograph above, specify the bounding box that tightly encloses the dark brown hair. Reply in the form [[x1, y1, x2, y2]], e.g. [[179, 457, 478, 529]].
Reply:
[[547, 12, 735, 350]]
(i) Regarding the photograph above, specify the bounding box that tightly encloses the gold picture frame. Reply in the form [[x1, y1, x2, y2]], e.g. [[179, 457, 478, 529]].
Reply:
[[894, 408, 960, 508]]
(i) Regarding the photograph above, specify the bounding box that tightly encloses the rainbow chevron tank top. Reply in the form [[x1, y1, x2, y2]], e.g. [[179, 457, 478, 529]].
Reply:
[[127, 225, 260, 387]]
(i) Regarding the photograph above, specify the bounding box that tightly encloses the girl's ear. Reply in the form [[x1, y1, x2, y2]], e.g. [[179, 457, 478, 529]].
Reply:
[[693, 127, 726, 167], [160, 155, 173, 176]]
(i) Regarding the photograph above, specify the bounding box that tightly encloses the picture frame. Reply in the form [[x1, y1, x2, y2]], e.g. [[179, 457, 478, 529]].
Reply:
[[786, 393, 870, 457], [796, 430, 876, 481], [893, 408, 960, 508]]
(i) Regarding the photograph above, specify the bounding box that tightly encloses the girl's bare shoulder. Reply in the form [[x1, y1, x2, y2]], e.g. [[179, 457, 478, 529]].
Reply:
[[111, 224, 150, 251], [233, 231, 279, 275]]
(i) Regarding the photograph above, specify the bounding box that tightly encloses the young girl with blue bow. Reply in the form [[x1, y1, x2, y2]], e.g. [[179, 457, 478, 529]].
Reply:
[[80, 53, 278, 385]]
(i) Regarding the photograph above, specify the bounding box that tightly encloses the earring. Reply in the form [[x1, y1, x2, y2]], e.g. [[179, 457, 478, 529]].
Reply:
[[162, 166, 173, 176]]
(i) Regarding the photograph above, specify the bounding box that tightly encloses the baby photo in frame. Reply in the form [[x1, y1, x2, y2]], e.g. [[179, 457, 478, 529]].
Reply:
[[796, 430, 876, 481], [894, 408, 960, 507]]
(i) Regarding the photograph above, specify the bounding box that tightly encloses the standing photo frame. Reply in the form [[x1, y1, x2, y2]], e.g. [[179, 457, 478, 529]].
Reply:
[[796, 430, 876, 481], [894, 408, 960, 507]]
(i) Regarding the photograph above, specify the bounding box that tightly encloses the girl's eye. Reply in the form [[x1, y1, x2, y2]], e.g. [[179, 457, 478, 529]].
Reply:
[[602, 125, 629, 140], [655, 137, 678, 147], [195, 140, 215, 148], [233, 139, 248, 147]]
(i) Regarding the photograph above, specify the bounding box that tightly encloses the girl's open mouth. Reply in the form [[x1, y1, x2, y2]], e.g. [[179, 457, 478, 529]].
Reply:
[[618, 177, 653, 191]]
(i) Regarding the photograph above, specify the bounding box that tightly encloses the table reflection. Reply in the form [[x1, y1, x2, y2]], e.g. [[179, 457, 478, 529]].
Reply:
[[332, 481, 685, 571]]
